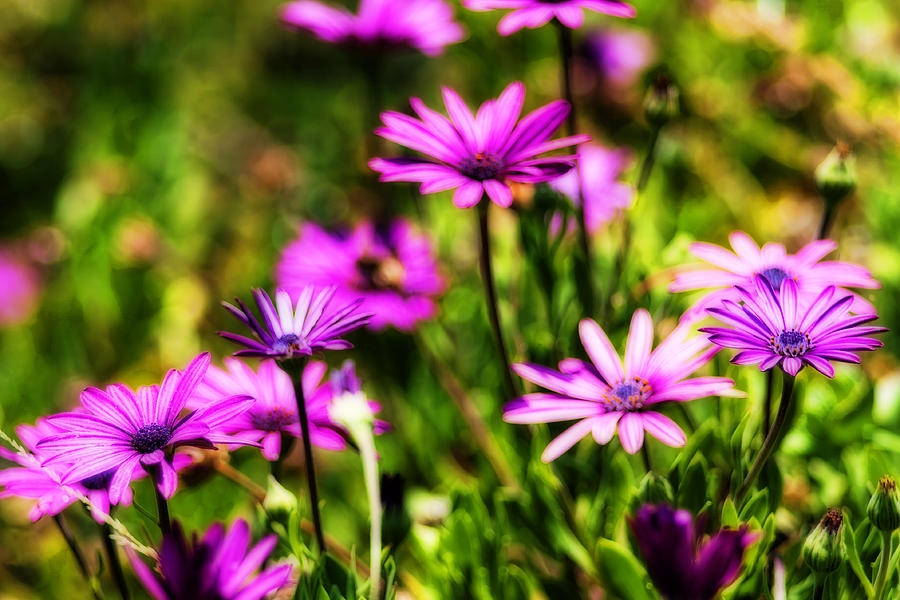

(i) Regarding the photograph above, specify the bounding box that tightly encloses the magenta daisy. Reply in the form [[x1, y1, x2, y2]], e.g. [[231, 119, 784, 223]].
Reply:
[[220, 286, 369, 358], [505, 310, 740, 460], [550, 142, 634, 233], [36, 353, 256, 504], [275, 219, 445, 331], [464, 0, 635, 36], [281, 0, 464, 56], [670, 231, 880, 322], [190, 358, 349, 459], [128, 519, 292, 600], [369, 81, 590, 208], [700, 275, 886, 378]]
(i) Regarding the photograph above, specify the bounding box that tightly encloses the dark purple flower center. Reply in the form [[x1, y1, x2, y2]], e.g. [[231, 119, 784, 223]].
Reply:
[[759, 267, 790, 290], [250, 407, 297, 432], [460, 153, 502, 181], [131, 424, 173, 454], [272, 333, 311, 355], [355, 255, 406, 291], [80, 469, 115, 490], [602, 377, 652, 411], [772, 330, 810, 357]]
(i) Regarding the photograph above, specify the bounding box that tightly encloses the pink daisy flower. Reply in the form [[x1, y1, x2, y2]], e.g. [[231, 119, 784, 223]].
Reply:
[[670, 231, 880, 323], [369, 81, 590, 209], [506, 310, 741, 460], [275, 219, 445, 331], [464, 0, 635, 36]]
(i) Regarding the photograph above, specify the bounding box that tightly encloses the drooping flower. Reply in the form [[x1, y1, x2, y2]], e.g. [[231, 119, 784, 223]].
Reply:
[[220, 287, 369, 359], [670, 231, 880, 322], [700, 275, 885, 378], [550, 142, 633, 233], [128, 519, 292, 600], [629, 503, 757, 600], [189, 358, 349, 459], [36, 353, 256, 504], [0, 419, 188, 522], [0, 250, 41, 327], [281, 0, 464, 56], [505, 310, 740, 460], [464, 0, 635, 36], [275, 219, 445, 331], [369, 81, 590, 209]]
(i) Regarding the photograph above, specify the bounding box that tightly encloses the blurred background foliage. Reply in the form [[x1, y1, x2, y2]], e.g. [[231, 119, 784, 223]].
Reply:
[[1, 0, 900, 598]]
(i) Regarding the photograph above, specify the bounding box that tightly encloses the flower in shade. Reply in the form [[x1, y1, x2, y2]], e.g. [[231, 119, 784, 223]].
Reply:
[[700, 275, 885, 377], [550, 142, 633, 233], [276, 219, 445, 331], [582, 28, 654, 87], [220, 287, 369, 358], [128, 519, 292, 600], [36, 353, 256, 504], [281, 0, 464, 56], [629, 503, 758, 600], [670, 231, 880, 322], [0, 419, 187, 523], [505, 310, 740, 460], [0, 250, 41, 327], [464, 0, 635, 36], [190, 358, 349, 458], [369, 81, 590, 209]]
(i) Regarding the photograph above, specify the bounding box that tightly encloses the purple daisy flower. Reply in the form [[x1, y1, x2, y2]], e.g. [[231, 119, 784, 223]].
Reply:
[[464, 0, 635, 36], [369, 81, 590, 209], [670, 231, 880, 322], [629, 503, 758, 600], [220, 286, 369, 359], [128, 519, 292, 600], [281, 0, 464, 56], [189, 358, 350, 458], [36, 353, 256, 504], [550, 142, 634, 233], [582, 27, 655, 87], [700, 275, 886, 378], [275, 219, 445, 331], [505, 310, 741, 460]]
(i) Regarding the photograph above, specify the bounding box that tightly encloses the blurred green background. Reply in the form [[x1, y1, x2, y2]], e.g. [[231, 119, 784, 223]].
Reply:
[[2, 0, 900, 598]]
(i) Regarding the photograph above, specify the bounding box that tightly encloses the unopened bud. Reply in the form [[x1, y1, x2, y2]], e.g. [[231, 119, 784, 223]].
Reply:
[[644, 74, 679, 128], [867, 476, 900, 532], [263, 474, 298, 523], [636, 471, 674, 505], [802, 508, 844, 573], [814, 143, 856, 205]]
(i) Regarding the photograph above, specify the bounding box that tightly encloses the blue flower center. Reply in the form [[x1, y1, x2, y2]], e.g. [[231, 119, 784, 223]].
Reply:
[[759, 267, 790, 290], [272, 333, 311, 355], [772, 330, 810, 357], [131, 424, 173, 454], [80, 469, 116, 490], [602, 377, 652, 411], [250, 408, 297, 432], [460, 153, 502, 181]]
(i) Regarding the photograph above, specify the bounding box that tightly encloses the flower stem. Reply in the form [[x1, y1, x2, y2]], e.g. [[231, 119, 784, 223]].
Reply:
[[554, 20, 595, 317], [477, 202, 517, 398], [641, 444, 653, 472], [272, 434, 296, 482], [737, 371, 795, 503], [763, 368, 774, 437], [100, 522, 131, 600], [354, 423, 382, 600], [286, 358, 327, 554], [636, 127, 661, 193], [873, 530, 893, 600], [149, 469, 171, 536], [818, 201, 838, 240], [53, 514, 104, 600]]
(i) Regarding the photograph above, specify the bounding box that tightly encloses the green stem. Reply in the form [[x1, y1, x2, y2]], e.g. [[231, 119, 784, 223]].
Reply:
[[53, 514, 104, 600], [477, 202, 517, 398], [148, 466, 171, 536], [100, 522, 131, 600], [641, 443, 653, 473], [873, 530, 893, 600], [736, 371, 795, 503], [286, 358, 327, 554], [637, 127, 661, 192], [818, 201, 838, 241], [271, 434, 296, 482], [354, 423, 382, 600], [763, 369, 774, 437]]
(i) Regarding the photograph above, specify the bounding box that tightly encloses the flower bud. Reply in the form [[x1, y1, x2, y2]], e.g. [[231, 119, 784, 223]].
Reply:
[[636, 471, 674, 506], [644, 74, 679, 128], [814, 143, 856, 205], [867, 476, 900, 532], [802, 508, 844, 573], [263, 474, 298, 523]]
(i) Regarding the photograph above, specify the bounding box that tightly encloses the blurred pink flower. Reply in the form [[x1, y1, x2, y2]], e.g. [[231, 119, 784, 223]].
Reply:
[[0, 250, 41, 326], [464, 0, 634, 36], [281, 0, 464, 56], [582, 27, 655, 86]]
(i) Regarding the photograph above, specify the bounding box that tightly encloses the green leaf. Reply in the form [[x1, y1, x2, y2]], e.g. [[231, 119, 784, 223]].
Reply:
[[594, 539, 654, 600], [722, 497, 739, 528], [677, 455, 709, 514], [842, 514, 875, 598], [739, 489, 769, 523]]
